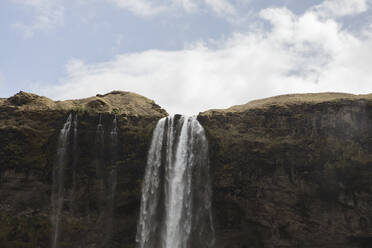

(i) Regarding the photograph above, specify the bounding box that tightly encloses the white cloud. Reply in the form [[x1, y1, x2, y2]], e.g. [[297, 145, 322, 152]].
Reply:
[[108, 0, 168, 16], [12, 0, 64, 38], [65, 59, 86, 76], [10, 0, 369, 36], [173, 0, 198, 12], [10, 0, 243, 31], [312, 0, 368, 18], [33, 4, 372, 115], [109, 0, 238, 17], [203, 0, 236, 15]]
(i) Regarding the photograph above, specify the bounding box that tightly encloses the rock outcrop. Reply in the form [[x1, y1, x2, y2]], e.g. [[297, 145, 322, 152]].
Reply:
[[199, 93, 372, 248], [1, 91, 372, 248], [0, 91, 166, 248]]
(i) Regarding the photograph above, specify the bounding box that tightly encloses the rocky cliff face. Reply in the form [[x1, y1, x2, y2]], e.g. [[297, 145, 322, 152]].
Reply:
[[0, 91, 167, 248], [1, 91, 372, 248], [199, 93, 372, 248]]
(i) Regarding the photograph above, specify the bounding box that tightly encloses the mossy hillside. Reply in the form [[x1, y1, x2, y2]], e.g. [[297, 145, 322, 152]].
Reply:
[[56, 112, 158, 247], [41, 113, 163, 248], [2, 90, 372, 247], [0, 91, 167, 248], [199, 93, 372, 248], [214, 92, 372, 112], [0, 90, 166, 180]]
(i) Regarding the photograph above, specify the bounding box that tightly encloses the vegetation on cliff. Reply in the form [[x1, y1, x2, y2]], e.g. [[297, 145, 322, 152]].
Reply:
[[1, 91, 372, 248], [0, 91, 167, 248], [199, 93, 372, 248]]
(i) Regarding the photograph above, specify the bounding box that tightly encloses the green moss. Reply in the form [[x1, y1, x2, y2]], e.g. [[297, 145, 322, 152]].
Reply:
[[72, 106, 87, 116], [111, 108, 120, 115]]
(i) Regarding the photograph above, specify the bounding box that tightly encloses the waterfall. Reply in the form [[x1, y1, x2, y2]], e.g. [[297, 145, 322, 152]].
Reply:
[[95, 114, 105, 178], [70, 114, 78, 214], [52, 113, 73, 248], [109, 115, 118, 208], [103, 115, 119, 246], [136, 115, 215, 248], [52, 113, 120, 248]]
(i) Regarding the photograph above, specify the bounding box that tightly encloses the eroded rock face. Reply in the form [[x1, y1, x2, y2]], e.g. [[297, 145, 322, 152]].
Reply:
[[198, 93, 372, 248], [0, 91, 167, 248], [1, 91, 372, 248]]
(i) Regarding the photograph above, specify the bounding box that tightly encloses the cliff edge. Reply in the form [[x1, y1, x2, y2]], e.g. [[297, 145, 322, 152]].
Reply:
[[0, 91, 167, 247], [1, 91, 372, 248], [199, 93, 372, 248]]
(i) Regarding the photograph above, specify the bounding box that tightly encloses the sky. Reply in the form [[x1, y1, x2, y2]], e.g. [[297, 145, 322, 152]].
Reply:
[[1, 0, 372, 115]]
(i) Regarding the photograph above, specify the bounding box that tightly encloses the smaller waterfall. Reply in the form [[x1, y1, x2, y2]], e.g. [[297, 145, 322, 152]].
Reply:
[[136, 115, 215, 248], [52, 113, 73, 248], [70, 114, 78, 214], [52, 113, 121, 248], [103, 115, 119, 246], [109, 115, 118, 205], [95, 115, 105, 178], [110, 115, 118, 137]]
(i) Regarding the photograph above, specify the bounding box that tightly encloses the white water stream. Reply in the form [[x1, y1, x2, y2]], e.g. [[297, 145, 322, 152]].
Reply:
[[52, 113, 74, 248], [136, 115, 215, 248]]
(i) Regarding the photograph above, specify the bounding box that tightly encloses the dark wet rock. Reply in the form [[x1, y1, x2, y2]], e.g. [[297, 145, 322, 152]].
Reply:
[[1, 91, 372, 248], [199, 93, 372, 248], [0, 91, 166, 248]]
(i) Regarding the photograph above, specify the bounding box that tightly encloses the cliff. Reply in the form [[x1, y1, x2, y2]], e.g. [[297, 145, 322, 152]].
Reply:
[[1, 91, 372, 248], [199, 93, 372, 248], [0, 91, 166, 248]]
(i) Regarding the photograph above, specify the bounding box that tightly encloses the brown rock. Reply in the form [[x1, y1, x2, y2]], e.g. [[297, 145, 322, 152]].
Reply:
[[0, 90, 167, 248], [199, 93, 372, 248]]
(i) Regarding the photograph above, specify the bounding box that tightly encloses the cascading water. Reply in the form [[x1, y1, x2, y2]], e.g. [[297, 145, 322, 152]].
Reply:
[[95, 114, 105, 178], [52, 113, 73, 248], [108, 115, 118, 208], [136, 115, 215, 248], [52, 113, 120, 248], [103, 115, 119, 246], [70, 114, 78, 214]]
